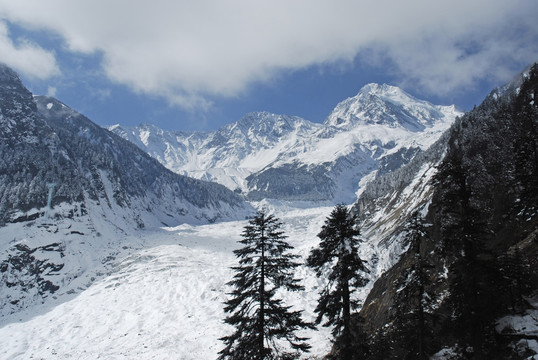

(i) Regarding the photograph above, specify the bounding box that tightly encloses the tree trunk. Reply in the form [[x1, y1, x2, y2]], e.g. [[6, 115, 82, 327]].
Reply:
[[418, 291, 425, 360], [258, 228, 265, 360], [342, 279, 352, 360]]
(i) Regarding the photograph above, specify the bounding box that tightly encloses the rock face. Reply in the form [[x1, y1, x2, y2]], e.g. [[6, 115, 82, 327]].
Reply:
[[0, 64, 251, 228], [111, 84, 461, 203]]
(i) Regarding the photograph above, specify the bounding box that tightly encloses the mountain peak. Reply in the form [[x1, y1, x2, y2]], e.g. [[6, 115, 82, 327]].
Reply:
[[325, 83, 458, 131], [236, 111, 296, 126], [221, 111, 314, 139], [358, 83, 402, 96]]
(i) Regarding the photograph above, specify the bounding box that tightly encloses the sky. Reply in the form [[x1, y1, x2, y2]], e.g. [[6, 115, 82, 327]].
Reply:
[[0, 1, 537, 131]]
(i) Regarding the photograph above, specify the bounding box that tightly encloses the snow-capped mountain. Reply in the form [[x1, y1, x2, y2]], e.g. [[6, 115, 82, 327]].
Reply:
[[0, 64, 252, 316], [110, 112, 323, 192], [325, 83, 453, 130], [0, 64, 249, 228], [111, 84, 461, 203]]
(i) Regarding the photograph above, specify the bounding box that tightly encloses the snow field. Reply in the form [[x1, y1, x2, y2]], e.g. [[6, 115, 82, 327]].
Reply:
[[0, 205, 337, 359]]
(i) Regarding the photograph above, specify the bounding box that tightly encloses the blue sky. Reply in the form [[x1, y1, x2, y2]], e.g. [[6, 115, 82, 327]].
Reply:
[[1, 1, 537, 131]]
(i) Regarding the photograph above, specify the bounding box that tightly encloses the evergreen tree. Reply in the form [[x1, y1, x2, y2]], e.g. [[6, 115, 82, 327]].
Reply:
[[219, 210, 312, 360], [513, 63, 538, 221], [433, 147, 501, 359], [499, 246, 533, 313], [391, 212, 435, 360], [307, 204, 369, 360]]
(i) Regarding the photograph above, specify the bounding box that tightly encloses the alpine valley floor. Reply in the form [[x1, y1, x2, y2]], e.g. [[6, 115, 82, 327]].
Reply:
[[0, 202, 389, 360]]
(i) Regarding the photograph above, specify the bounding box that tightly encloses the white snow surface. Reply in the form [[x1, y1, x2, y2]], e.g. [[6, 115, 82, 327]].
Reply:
[[495, 295, 538, 359], [0, 200, 400, 360]]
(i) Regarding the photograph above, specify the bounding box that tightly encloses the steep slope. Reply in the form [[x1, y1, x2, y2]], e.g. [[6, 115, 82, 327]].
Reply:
[[0, 66, 70, 223], [34, 95, 251, 226], [0, 65, 249, 228], [0, 64, 252, 317], [354, 64, 538, 359], [349, 131, 450, 280], [111, 85, 461, 203]]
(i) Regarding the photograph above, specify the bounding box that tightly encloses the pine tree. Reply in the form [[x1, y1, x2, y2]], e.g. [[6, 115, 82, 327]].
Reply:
[[307, 204, 369, 360], [433, 147, 503, 359], [513, 63, 538, 221], [499, 246, 533, 313], [219, 210, 312, 360], [391, 212, 435, 360]]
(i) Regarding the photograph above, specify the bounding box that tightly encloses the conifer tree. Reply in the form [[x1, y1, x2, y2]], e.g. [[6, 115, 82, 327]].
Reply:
[[433, 147, 501, 359], [499, 246, 533, 313], [513, 63, 538, 220], [391, 212, 435, 360], [219, 210, 312, 360], [307, 204, 369, 360]]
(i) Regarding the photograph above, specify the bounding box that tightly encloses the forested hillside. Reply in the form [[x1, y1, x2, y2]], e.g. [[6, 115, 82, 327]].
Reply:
[[355, 64, 538, 359]]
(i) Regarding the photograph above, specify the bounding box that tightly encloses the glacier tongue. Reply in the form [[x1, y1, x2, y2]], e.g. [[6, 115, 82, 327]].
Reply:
[[0, 200, 405, 360]]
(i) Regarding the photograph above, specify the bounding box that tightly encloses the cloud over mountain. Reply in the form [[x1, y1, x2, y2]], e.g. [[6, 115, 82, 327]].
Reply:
[[1, 0, 536, 109], [0, 22, 59, 79]]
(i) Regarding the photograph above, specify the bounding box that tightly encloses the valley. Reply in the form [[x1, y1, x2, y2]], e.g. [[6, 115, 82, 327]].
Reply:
[[1, 61, 537, 359], [0, 204, 354, 359]]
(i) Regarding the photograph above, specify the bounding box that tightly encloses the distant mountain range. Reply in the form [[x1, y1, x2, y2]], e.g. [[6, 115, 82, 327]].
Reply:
[[110, 83, 461, 203]]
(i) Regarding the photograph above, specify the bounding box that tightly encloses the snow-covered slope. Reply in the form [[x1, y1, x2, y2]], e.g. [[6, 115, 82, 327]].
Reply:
[[0, 64, 252, 317], [0, 205, 331, 358], [0, 64, 250, 228], [0, 202, 405, 360], [111, 84, 461, 203], [111, 112, 323, 192]]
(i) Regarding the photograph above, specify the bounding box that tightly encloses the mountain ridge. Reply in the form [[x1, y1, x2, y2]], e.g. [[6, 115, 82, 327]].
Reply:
[[111, 83, 461, 203], [0, 63, 252, 228]]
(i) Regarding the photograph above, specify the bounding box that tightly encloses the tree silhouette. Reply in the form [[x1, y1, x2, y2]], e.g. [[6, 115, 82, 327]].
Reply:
[[307, 205, 369, 360], [219, 210, 312, 360], [391, 212, 436, 360]]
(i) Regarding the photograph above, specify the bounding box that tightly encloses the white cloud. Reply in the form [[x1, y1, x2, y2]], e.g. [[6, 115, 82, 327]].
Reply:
[[0, 21, 59, 79], [0, 1, 536, 108], [375, 5, 538, 97], [46, 86, 57, 97]]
